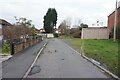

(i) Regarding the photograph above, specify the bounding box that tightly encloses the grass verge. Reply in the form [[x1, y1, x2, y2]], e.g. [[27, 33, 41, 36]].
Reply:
[[59, 36, 118, 76]]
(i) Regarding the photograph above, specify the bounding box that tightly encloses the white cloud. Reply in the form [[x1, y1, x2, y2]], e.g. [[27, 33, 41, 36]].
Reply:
[[0, 0, 119, 28]]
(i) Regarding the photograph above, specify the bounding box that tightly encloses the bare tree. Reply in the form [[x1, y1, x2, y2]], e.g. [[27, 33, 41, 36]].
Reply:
[[14, 17, 33, 38], [3, 26, 21, 43], [74, 19, 81, 27], [58, 18, 72, 36]]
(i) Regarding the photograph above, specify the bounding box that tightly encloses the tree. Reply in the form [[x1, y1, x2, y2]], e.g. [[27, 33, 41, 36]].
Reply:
[[15, 17, 32, 27], [73, 19, 81, 28], [2, 17, 36, 44], [111, 22, 120, 39], [58, 18, 71, 36], [14, 17, 34, 37], [3, 26, 21, 43], [79, 23, 88, 30], [30, 25, 36, 36], [43, 8, 57, 33], [58, 21, 66, 35]]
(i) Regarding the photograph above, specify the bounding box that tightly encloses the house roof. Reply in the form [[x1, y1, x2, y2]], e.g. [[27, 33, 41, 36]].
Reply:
[[40, 28, 44, 30], [108, 6, 120, 17], [0, 19, 12, 26]]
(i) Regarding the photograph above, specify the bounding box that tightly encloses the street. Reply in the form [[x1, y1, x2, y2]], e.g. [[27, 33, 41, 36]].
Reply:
[[27, 38, 108, 78]]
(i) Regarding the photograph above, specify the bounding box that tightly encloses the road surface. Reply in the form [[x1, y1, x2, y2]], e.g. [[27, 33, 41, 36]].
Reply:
[[27, 38, 108, 78], [2, 40, 46, 78]]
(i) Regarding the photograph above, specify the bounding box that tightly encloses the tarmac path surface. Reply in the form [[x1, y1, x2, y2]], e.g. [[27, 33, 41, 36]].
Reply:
[[27, 38, 108, 78], [2, 40, 47, 78]]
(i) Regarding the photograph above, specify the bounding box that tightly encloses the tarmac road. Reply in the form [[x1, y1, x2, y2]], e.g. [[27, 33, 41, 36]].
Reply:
[[2, 40, 47, 78], [27, 38, 108, 78]]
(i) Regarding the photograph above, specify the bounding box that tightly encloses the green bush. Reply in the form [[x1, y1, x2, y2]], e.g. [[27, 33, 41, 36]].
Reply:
[[72, 31, 81, 38], [2, 44, 10, 54], [111, 22, 120, 39], [54, 33, 59, 37]]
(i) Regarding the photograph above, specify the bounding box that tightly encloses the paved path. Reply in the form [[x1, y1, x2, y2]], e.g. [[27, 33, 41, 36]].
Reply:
[[27, 38, 108, 78], [2, 40, 46, 78]]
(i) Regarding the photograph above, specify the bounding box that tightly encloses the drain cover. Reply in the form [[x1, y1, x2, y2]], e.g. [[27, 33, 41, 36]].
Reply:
[[28, 65, 41, 75]]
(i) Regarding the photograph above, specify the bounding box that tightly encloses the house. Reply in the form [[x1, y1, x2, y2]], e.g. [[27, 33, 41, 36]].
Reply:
[[0, 19, 12, 27], [0, 19, 13, 41], [0, 19, 13, 44], [108, 1, 120, 33], [39, 28, 45, 33]]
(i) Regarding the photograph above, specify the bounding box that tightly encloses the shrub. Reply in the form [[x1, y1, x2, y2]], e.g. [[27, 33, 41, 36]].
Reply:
[[72, 31, 81, 38], [70, 28, 79, 34], [111, 22, 120, 39], [2, 44, 10, 54], [54, 33, 59, 37]]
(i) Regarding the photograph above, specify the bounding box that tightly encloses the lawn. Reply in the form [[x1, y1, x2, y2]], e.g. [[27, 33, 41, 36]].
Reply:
[[59, 36, 118, 76]]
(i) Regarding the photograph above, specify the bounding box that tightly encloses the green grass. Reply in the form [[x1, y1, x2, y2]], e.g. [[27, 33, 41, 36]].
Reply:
[[59, 36, 118, 76], [2, 44, 11, 55]]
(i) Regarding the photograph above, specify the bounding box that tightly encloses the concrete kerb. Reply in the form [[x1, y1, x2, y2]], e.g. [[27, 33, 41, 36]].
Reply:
[[22, 41, 48, 79], [81, 55, 120, 80], [0, 54, 12, 63], [62, 40, 119, 80]]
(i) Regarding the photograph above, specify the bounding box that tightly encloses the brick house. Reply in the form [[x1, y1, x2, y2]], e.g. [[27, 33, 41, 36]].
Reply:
[[0, 19, 13, 44], [0, 19, 12, 40], [108, 2, 120, 33]]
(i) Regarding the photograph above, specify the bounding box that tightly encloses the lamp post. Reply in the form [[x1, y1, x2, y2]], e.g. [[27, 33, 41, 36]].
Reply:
[[114, 0, 118, 41]]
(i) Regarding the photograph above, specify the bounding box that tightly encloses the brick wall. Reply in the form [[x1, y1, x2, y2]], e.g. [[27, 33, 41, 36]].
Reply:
[[14, 39, 40, 54], [108, 7, 120, 33]]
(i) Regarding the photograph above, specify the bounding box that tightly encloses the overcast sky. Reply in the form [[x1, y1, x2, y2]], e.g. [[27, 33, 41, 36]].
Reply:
[[0, 0, 119, 29]]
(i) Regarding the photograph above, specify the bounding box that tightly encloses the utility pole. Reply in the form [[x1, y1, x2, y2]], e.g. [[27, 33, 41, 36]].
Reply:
[[114, 0, 118, 41]]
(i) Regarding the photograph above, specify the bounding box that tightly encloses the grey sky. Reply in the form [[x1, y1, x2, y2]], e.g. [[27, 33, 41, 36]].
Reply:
[[0, 0, 119, 29]]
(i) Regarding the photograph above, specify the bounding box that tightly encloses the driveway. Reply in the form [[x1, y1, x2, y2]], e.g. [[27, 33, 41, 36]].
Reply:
[[27, 38, 108, 78]]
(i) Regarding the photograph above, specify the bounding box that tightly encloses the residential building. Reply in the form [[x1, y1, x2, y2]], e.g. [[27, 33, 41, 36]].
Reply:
[[0, 19, 12, 27], [0, 19, 13, 44], [39, 28, 45, 33], [108, 2, 120, 33]]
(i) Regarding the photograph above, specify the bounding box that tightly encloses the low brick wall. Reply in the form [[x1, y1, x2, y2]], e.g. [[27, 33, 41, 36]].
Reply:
[[13, 39, 40, 54], [14, 43, 24, 54]]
